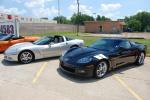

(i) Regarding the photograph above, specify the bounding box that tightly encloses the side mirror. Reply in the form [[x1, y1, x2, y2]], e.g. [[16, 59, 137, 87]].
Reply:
[[49, 42, 54, 47]]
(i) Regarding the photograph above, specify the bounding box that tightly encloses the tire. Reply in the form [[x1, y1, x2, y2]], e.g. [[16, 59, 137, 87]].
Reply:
[[70, 45, 79, 48], [94, 60, 108, 79], [136, 52, 145, 65], [18, 51, 34, 64]]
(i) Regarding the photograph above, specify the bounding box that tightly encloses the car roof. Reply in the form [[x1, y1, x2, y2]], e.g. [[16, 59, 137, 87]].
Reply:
[[102, 37, 128, 41]]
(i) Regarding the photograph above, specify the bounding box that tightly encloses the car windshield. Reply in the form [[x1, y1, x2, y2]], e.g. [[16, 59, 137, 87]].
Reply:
[[89, 39, 121, 51], [0, 34, 13, 41], [0, 34, 7, 39], [33, 36, 52, 45]]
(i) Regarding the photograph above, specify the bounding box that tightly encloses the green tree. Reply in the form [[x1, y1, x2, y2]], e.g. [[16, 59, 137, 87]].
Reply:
[[125, 11, 150, 32], [135, 12, 150, 31], [96, 15, 101, 21], [71, 13, 94, 25], [53, 16, 71, 24], [96, 15, 111, 21], [127, 19, 141, 31]]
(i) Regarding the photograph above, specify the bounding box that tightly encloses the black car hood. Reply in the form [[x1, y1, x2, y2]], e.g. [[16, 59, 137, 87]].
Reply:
[[65, 47, 109, 59]]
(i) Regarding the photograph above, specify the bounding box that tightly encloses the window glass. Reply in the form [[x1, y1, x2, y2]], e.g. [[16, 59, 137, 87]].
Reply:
[[119, 41, 131, 49], [33, 37, 51, 45], [90, 39, 120, 51], [66, 37, 73, 41], [53, 36, 64, 43], [59, 37, 64, 42], [0, 34, 13, 41]]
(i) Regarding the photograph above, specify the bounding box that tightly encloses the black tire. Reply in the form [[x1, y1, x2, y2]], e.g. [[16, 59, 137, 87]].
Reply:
[[94, 60, 108, 79], [135, 52, 145, 65], [18, 50, 34, 64], [70, 45, 79, 48]]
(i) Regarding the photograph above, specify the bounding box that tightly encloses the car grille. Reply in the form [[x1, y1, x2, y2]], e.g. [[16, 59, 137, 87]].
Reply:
[[60, 61, 75, 73]]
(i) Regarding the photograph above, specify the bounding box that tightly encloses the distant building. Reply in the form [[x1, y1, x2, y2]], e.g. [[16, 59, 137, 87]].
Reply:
[[117, 19, 125, 22], [84, 21, 125, 34], [40, 17, 49, 20]]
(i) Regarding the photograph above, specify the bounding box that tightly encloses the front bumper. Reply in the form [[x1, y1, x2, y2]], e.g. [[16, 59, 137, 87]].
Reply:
[[59, 60, 95, 77], [4, 53, 18, 62]]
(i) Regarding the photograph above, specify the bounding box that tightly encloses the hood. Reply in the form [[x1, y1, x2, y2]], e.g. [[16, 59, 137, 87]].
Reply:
[[9, 42, 33, 49], [65, 47, 108, 59], [5, 42, 34, 53]]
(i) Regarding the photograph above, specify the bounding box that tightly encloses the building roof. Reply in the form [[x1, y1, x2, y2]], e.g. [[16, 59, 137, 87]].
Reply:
[[84, 20, 126, 25]]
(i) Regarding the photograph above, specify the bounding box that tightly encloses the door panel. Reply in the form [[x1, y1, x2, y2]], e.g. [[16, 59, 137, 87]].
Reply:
[[115, 49, 136, 68], [118, 50, 131, 65], [114, 40, 136, 68], [58, 42, 69, 54], [40, 45, 60, 58]]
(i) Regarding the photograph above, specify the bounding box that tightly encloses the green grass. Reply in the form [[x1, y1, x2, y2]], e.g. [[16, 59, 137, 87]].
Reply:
[[31, 32, 150, 56]]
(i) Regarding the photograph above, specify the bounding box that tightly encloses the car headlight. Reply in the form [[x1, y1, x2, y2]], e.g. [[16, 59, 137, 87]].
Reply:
[[7, 51, 17, 55], [77, 57, 92, 63], [5, 48, 17, 55]]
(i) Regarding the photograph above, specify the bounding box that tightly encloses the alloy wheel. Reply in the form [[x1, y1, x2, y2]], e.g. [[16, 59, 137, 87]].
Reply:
[[20, 51, 33, 64], [96, 61, 108, 78], [138, 52, 145, 65]]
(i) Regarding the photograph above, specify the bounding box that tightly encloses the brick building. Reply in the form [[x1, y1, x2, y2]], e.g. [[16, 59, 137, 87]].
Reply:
[[85, 21, 125, 34]]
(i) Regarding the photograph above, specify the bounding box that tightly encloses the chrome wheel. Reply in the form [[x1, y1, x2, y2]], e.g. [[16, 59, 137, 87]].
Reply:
[[19, 51, 33, 64], [96, 61, 108, 78], [138, 52, 145, 65]]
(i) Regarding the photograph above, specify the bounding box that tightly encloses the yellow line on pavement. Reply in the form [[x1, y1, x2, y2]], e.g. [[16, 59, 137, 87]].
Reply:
[[113, 75, 142, 100], [32, 62, 48, 84]]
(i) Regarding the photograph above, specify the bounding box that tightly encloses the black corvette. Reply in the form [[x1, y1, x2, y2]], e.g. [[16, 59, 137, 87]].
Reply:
[[59, 38, 147, 78]]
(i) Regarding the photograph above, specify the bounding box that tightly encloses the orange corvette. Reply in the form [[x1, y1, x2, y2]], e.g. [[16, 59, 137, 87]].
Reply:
[[0, 34, 39, 52]]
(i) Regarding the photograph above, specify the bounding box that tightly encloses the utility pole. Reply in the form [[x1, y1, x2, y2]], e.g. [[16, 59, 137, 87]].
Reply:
[[93, 13, 97, 21], [77, 0, 79, 36], [58, 0, 60, 24]]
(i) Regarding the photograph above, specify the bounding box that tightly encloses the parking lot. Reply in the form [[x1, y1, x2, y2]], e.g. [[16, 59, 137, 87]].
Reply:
[[0, 53, 150, 100]]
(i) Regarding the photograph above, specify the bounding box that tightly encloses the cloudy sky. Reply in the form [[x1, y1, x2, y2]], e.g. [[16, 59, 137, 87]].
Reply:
[[0, 0, 149, 20]]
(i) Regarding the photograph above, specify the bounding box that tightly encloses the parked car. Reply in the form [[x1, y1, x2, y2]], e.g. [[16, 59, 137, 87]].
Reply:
[[0, 34, 39, 52], [0, 33, 8, 39], [60, 38, 147, 78], [0, 29, 13, 40], [4, 35, 84, 64]]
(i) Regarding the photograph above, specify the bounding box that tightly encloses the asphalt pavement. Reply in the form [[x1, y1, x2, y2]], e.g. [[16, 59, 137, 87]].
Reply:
[[0, 54, 150, 100]]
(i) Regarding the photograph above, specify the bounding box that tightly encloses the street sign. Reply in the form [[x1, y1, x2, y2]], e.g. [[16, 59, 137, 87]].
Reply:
[[0, 14, 19, 37], [0, 22, 15, 34]]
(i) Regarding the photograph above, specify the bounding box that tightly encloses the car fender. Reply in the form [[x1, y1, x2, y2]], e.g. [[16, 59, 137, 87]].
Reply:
[[94, 54, 112, 70], [94, 54, 108, 60], [18, 47, 42, 59]]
